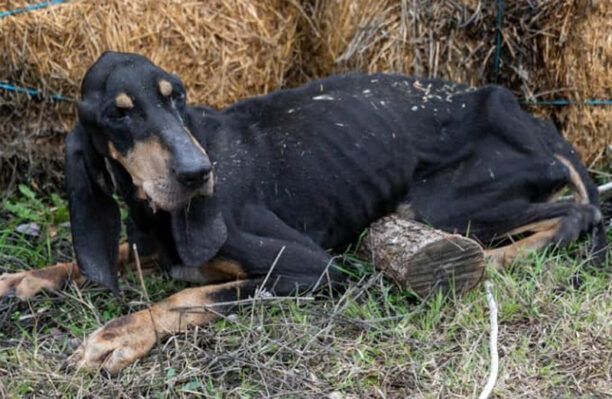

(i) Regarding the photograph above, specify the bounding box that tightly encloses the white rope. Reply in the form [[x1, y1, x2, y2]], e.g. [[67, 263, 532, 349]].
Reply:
[[479, 281, 499, 399]]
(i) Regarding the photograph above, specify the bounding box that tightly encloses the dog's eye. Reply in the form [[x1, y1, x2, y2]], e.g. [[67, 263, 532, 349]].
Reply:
[[172, 91, 186, 108], [107, 107, 129, 121]]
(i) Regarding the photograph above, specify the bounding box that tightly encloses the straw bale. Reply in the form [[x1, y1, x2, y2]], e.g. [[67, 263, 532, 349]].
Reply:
[[292, 0, 484, 85], [543, 1, 611, 167], [0, 0, 300, 189], [293, 0, 608, 166]]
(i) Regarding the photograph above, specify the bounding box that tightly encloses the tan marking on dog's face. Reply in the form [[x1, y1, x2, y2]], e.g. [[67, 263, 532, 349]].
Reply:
[[115, 93, 134, 109], [108, 136, 212, 210], [108, 138, 170, 187], [108, 138, 184, 210], [158, 79, 173, 97]]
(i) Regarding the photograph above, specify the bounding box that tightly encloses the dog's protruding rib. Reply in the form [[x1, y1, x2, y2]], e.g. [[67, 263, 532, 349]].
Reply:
[[158, 79, 173, 97], [115, 92, 134, 109]]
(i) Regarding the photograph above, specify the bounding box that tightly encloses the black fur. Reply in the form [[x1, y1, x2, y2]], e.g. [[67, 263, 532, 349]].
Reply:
[[66, 52, 606, 293]]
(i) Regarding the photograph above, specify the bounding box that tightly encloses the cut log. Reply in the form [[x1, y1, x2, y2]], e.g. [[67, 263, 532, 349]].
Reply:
[[361, 215, 485, 297]]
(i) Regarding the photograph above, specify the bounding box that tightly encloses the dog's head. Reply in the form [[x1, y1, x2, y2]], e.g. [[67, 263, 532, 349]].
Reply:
[[77, 51, 213, 211], [66, 52, 224, 293]]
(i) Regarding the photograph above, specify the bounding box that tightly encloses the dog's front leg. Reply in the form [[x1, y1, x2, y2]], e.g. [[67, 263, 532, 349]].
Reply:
[[0, 243, 155, 299], [72, 278, 261, 375], [0, 262, 84, 298]]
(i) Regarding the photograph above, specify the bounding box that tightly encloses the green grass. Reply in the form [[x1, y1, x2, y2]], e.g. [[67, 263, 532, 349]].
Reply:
[[0, 187, 610, 398]]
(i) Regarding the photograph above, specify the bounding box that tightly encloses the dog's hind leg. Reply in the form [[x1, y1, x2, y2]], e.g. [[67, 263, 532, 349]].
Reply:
[[484, 200, 603, 269], [484, 218, 562, 269]]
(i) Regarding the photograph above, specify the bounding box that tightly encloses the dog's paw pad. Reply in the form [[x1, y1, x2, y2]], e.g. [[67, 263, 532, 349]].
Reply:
[[71, 313, 156, 375]]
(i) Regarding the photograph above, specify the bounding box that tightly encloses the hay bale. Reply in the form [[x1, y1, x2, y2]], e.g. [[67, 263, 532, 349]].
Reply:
[[293, 0, 608, 166], [292, 0, 485, 85], [0, 0, 300, 189], [542, 1, 611, 167], [294, 1, 581, 91]]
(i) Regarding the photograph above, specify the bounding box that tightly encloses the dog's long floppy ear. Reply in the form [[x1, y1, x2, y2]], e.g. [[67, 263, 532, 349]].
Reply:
[[66, 124, 121, 294], [171, 197, 227, 268]]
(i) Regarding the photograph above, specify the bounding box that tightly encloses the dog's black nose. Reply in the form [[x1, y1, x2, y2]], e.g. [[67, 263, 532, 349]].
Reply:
[[175, 163, 211, 189]]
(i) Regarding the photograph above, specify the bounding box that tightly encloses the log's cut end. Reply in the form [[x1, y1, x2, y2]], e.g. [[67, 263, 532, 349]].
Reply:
[[361, 215, 485, 297]]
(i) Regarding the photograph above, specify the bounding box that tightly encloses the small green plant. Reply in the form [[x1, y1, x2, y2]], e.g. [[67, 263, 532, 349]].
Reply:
[[3, 184, 69, 226]]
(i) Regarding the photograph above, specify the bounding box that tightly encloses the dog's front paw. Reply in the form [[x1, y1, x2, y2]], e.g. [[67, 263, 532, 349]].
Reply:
[[0, 271, 28, 297], [72, 311, 158, 375], [0, 263, 76, 298]]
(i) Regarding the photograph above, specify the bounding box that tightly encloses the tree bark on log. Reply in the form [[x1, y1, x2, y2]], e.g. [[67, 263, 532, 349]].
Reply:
[[361, 215, 485, 297]]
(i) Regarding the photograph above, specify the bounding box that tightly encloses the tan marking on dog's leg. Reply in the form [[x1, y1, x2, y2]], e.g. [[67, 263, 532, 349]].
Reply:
[[485, 219, 562, 270], [158, 79, 173, 97], [115, 93, 133, 109], [117, 242, 158, 277], [73, 280, 247, 374], [0, 243, 159, 299], [555, 155, 588, 204], [170, 259, 246, 284], [547, 188, 566, 203], [505, 217, 562, 236], [0, 262, 84, 298]]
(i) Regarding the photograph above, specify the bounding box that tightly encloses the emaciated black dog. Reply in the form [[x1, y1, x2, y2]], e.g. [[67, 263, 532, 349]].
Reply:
[[0, 52, 605, 374]]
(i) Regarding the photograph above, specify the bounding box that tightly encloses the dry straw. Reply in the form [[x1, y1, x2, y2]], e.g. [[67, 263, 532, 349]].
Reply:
[[545, 1, 611, 167]]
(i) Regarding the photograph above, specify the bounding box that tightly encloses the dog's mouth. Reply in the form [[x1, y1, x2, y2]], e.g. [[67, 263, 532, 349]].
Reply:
[[137, 173, 214, 212], [107, 137, 214, 212]]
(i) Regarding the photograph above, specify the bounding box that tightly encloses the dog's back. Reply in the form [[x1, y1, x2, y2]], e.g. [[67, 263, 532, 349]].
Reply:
[[198, 73, 604, 253]]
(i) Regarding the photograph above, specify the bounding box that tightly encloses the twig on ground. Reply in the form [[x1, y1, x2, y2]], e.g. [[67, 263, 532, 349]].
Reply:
[[479, 280, 499, 399], [597, 181, 612, 201], [256, 246, 286, 299], [171, 295, 315, 313], [132, 244, 150, 304], [133, 244, 163, 377]]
